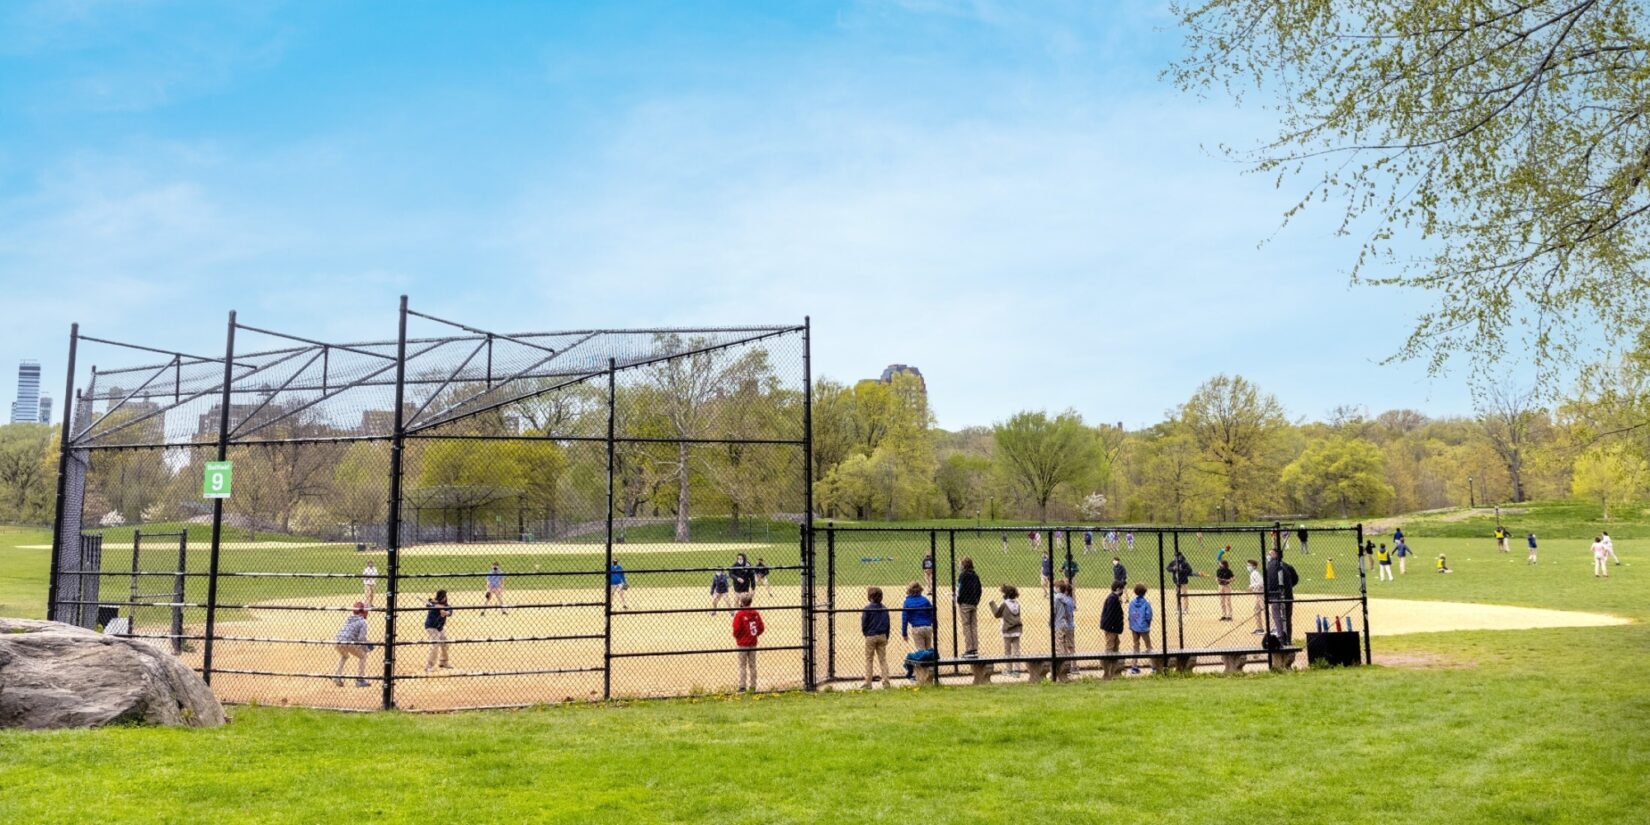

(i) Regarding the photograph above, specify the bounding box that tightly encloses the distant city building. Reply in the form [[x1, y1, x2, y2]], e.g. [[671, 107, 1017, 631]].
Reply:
[[878, 363, 925, 391], [10, 360, 41, 424], [37, 395, 52, 425]]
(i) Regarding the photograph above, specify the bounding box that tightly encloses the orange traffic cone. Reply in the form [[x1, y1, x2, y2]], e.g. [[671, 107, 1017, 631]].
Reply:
[[1325, 559, 1336, 580]]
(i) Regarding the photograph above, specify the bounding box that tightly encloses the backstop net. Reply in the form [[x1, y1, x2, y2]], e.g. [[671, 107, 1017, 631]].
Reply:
[[48, 299, 813, 710]]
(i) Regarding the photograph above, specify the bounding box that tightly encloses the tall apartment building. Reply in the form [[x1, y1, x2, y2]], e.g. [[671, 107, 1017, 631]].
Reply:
[[10, 360, 41, 424], [37, 395, 52, 424]]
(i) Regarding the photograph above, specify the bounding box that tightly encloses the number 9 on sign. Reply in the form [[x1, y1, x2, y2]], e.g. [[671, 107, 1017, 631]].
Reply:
[[202, 461, 234, 500]]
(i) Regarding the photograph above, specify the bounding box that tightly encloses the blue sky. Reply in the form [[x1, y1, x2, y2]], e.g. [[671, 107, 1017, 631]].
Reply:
[[0, 0, 1481, 429]]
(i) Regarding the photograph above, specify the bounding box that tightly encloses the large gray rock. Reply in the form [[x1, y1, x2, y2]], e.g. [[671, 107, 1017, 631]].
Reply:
[[0, 617, 225, 729]]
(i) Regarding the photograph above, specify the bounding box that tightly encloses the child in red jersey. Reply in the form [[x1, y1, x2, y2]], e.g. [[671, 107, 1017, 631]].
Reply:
[[732, 593, 765, 692]]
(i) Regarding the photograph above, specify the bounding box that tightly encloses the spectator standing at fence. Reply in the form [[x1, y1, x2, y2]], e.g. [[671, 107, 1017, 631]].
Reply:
[[609, 561, 630, 610], [1266, 549, 1299, 643], [1167, 550, 1195, 614], [1100, 581, 1124, 655], [481, 562, 507, 616], [956, 556, 982, 658], [730, 553, 756, 599], [1052, 580, 1077, 663], [921, 550, 936, 592], [1127, 583, 1154, 674], [860, 586, 891, 688], [1247, 559, 1264, 633], [1592, 536, 1611, 578], [860, 582, 894, 688], [424, 590, 452, 672], [901, 582, 937, 650], [710, 570, 732, 614], [1112, 556, 1127, 588], [1040, 553, 1054, 597], [1215, 560, 1235, 620], [755, 557, 773, 595], [732, 594, 765, 692], [333, 601, 373, 688], [1602, 531, 1621, 566], [1376, 544, 1394, 581], [362, 563, 378, 607], [988, 584, 1024, 675]]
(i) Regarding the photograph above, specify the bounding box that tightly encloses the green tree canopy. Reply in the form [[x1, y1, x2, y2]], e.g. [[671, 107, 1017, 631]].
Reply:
[[992, 410, 1101, 523], [1172, 0, 1650, 380]]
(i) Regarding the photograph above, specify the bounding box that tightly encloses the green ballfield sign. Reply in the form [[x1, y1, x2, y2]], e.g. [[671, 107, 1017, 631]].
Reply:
[[203, 461, 233, 499]]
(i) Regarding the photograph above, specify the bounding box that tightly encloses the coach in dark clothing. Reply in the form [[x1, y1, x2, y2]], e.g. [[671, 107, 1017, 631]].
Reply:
[[957, 557, 982, 657], [1099, 581, 1125, 654], [1266, 548, 1300, 643]]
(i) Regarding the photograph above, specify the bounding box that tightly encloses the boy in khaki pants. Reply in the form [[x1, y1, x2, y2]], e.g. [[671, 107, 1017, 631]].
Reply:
[[732, 594, 765, 692], [861, 586, 891, 688]]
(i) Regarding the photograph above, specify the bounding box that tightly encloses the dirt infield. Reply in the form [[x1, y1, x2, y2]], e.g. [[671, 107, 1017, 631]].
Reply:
[[162, 584, 1630, 710]]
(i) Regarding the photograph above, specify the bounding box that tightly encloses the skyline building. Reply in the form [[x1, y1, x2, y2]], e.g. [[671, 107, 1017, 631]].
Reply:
[[10, 360, 41, 424]]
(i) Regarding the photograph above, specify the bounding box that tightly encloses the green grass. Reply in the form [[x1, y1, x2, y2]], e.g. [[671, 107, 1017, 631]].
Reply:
[[1, 516, 1645, 823]]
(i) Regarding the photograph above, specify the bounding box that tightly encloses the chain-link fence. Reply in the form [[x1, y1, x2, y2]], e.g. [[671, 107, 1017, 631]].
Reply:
[[48, 299, 814, 710], [814, 524, 1368, 686]]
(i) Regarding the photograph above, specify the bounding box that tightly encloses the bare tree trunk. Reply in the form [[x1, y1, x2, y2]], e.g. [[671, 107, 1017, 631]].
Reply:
[[674, 441, 690, 542]]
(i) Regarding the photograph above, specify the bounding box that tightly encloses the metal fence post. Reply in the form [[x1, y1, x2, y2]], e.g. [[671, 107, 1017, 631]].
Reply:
[[1173, 531, 1184, 649], [1156, 530, 1168, 660], [202, 310, 237, 686], [825, 524, 836, 683], [947, 530, 957, 663], [1357, 523, 1371, 664], [380, 297, 409, 709], [1046, 528, 1056, 680], [172, 532, 187, 654], [1260, 527, 1272, 639], [603, 357, 616, 700], [801, 317, 816, 691], [46, 323, 79, 624]]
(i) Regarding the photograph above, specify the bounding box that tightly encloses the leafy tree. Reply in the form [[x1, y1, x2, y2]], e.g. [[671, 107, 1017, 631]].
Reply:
[[1137, 428, 1218, 522], [0, 424, 54, 523], [992, 410, 1100, 523], [1179, 375, 1287, 519], [936, 452, 993, 517], [1281, 437, 1394, 518], [1172, 1, 1650, 380], [1572, 443, 1647, 521]]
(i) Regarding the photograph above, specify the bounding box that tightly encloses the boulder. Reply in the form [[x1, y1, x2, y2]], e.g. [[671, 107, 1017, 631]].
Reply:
[[0, 617, 225, 729]]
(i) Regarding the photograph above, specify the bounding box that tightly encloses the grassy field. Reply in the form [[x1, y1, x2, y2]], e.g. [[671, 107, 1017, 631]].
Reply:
[[1, 505, 1645, 823]]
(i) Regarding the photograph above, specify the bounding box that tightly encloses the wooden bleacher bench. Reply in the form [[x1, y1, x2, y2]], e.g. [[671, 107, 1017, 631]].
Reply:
[[915, 645, 1302, 684]]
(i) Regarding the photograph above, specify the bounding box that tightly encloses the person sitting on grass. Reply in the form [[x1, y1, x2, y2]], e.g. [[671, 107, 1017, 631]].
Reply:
[[1436, 554, 1452, 574], [861, 586, 891, 689], [988, 584, 1023, 675], [333, 601, 373, 688], [732, 593, 765, 693], [901, 581, 937, 651], [1127, 583, 1154, 674]]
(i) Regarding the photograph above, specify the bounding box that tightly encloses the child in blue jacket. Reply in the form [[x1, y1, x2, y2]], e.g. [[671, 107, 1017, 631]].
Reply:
[[1127, 583, 1154, 674]]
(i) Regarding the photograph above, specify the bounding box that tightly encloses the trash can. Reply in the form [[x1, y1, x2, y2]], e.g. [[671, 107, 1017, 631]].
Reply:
[[1306, 631, 1361, 667]]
